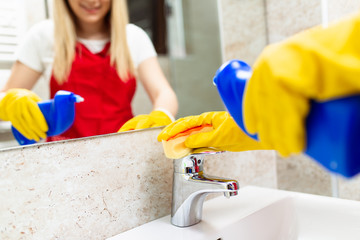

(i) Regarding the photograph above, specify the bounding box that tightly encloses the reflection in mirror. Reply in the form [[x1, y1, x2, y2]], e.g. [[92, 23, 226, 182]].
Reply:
[[165, 0, 225, 117], [0, 0, 226, 150], [0, 0, 178, 149], [130, 0, 226, 117]]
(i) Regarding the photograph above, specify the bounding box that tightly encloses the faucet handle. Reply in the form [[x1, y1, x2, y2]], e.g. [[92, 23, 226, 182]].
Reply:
[[174, 154, 204, 174], [173, 150, 224, 174], [191, 147, 224, 155]]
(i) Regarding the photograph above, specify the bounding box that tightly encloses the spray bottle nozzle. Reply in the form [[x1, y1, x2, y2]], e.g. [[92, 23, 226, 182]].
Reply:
[[73, 95, 84, 103]]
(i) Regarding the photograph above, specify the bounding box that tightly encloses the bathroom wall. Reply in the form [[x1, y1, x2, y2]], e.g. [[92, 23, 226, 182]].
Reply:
[[265, 0, 360, 199], [0, 128, 277, 239]]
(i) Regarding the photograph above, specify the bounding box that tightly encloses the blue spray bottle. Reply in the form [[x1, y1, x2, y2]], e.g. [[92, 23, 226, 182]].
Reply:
[[12, 90, 84, 145], [213, 59, 360, 178]]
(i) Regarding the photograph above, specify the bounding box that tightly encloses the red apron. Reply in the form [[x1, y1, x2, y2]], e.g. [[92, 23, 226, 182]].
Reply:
[[48, 42, 136, 141]]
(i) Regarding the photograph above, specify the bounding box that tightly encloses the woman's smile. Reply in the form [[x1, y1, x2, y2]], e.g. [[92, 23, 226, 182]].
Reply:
[[79, 2, 102, 14], [68, 0, 111, 24]]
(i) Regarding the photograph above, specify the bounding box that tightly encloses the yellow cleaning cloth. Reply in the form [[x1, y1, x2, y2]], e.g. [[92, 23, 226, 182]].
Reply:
[[162, 124, 214, 159]]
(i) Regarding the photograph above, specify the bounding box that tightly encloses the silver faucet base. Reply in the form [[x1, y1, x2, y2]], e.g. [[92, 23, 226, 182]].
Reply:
[[171, 153, 239, 227]]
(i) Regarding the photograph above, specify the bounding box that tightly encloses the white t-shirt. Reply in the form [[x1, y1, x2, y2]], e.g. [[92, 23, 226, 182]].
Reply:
[[15, 19, 157, 83]]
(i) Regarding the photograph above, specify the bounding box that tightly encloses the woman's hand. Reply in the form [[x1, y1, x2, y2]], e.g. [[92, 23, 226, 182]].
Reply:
[[0, 88, 48, 141], [158, 111, 264, 152], [118, 110, 173, 132]]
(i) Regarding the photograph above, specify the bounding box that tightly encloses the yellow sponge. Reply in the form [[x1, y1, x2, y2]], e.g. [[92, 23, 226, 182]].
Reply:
[[162, 125, 213, 159]]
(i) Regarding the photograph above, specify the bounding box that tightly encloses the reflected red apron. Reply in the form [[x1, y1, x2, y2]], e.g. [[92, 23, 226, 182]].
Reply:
[[48, 42, 136, 141]]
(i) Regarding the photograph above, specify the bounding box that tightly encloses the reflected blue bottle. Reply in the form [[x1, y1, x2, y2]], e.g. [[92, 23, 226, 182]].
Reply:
[[12, 90, 84, 145], [213, 59, 360, 178]]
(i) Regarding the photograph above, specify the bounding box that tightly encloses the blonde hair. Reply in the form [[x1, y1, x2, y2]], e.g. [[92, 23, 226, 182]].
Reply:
[[52, 0, 134, 84]]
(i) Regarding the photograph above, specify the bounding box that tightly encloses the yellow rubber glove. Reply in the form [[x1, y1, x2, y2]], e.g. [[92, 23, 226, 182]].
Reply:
[[0, 88, 48, 141], [243, 12, 360, 157], [158, 111, 265, 152], [119, 110, 173, 132]]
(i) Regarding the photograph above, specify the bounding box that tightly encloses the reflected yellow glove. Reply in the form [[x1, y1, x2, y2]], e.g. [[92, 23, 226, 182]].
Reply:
[[119, 110, 173, 132], [243, 12, 360, 157], [0, 88, 48, 141], [158, 111, 264, 152]]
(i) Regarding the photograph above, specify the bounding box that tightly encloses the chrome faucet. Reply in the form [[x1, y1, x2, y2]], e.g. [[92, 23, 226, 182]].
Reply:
[[171, 152, 239, 227]]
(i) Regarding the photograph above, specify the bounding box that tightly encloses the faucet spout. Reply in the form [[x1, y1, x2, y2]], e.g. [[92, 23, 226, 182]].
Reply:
[[171, 153, 239, 227]]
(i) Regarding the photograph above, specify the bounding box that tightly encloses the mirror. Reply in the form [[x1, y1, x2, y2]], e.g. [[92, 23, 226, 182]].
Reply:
[[0, 0, 226, 149]]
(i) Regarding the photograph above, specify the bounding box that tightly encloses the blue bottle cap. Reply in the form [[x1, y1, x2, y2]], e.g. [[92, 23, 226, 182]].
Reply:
[[213, 60, 258, 140]]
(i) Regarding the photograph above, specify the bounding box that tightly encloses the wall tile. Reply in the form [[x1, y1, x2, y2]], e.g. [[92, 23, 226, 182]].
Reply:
[[220, 0, 267, 65], [266, 0, 321, 43], [327, 0, 360, 22], [205, 150, 277, 189], [277, 154, 332, 196]]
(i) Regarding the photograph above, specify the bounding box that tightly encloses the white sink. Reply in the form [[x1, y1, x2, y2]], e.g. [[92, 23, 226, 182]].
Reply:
[[108, 186, 360, 240]]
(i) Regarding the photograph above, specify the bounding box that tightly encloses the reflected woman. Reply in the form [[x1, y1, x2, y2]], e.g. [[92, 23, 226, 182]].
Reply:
[[0, 0, 178, 142]]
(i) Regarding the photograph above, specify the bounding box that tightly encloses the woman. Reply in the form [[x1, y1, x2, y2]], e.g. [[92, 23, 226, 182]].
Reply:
[[0, 0, 178, 142]]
